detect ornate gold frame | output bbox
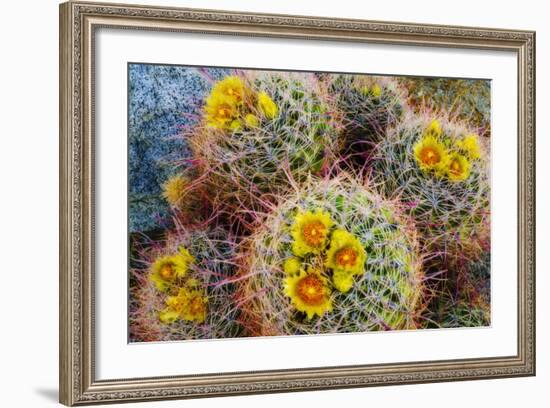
[59,1,536,405]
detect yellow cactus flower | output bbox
[371,83,382,98]
[284,269,332,319]
[159,286,207,324]
[257,91,278,119]
[457,133,482,159]
[204,93,237,130]
[423,119,443,139]
[446,153,471,182]
[290,209,333,256]
[149,248,194,292]
[210,75,246,104]
[413,135,449,174]
[283,257,301,275]
[325,229,366,278]
[244,113,260,128]
[162,175,189,207]
[332,270,355,293]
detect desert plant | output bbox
[188,72,341,232]
[424,253,491,328]
[439,300,490,328]
[237,174,425,336]
[369,113,491,271]
[129,227,241,342]
[327,74,406,169]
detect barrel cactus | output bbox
[327,74,406,169]
[129,227,241,341]
[188,72,340,230]
[237,174,425,336]
[426,253,491,328]
[369,114,491,269]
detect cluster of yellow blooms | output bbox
[413,119,482,182]
[149,247,207,324]
[282,209,367,319]
[204,76,278,131]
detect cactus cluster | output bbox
[128,66,491,341]
[238,174,425,336]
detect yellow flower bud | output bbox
[371,84,382,98]
[230,119,242,131]
[283,257,301,275]
[245,113,260,128]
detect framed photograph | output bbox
[59,1,535,405]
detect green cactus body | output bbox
[190,72,340,228]
[440,302,489,328]
[238,174,424,336]
[328,74,406,168]
[370,115,491,270]
[430,253,491,328]
[129,228,242,341]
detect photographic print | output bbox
[128,64,491,342]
